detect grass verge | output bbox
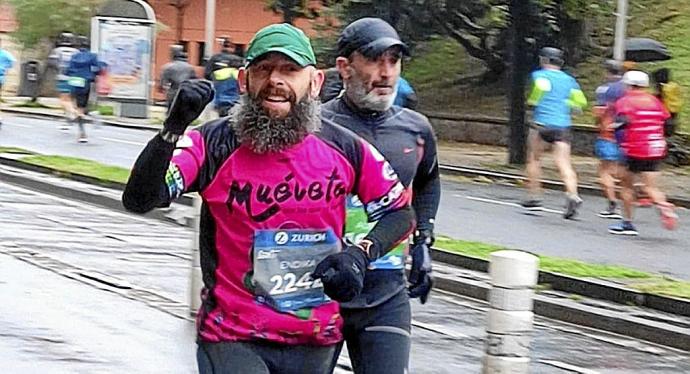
[0,146,35,155]
[1,148,688,299]
[19,155,130,184]
[435,236,690,300]
[96,105,115,116]
[11,100,61,110]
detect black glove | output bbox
[408,230,434,304]
[312,245,369,302]
[164,79,214,135]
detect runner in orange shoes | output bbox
[609,71,678,235]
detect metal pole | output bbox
[483,250,539,373]
[189,194,203,316]
[204,0,216,60]
[613,0,629,62]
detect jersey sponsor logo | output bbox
[226,168,348,222]
[366,182,405,219]
[256,249,281,260]
[274,231,289,245]
[274,231,327,245]
[290,232,327,243]
[165,164,185,199]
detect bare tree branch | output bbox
[451,9,485,34]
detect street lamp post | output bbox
[613,0,628,62]
[204,0,216,61]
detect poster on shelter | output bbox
[98,21,151,99]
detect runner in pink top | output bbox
[123,23,414,374]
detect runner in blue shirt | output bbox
[0,38,17,128]
[523,47,587,219]
[66,36,103,143]
[393,76,418,109]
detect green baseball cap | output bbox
[245,23,316,67]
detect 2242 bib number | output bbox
[269,272,323,295]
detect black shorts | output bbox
[533,124,571,144]
[72,86,91,109]
[626,158,662,173]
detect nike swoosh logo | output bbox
[403,148,415,154]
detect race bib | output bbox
[252,229,339,312]
[67,77,86,88]
[344,195,408,270]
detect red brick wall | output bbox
[0,4,18,33]
[1,1,321,99]
[149,0,319,100]
[0,5,19,93]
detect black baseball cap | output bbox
[337,18,409,58]
[539,47,564,66]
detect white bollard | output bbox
[189,194,203,316]
[483,250,539,374]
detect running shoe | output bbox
[657,202,678,230]
[636,197,654,207]
[521,199,543,211]
[60,113,75,130]
[598,202,621,219]
[78,133,88,143]
[563,195,583,219]
[609,221,638,236]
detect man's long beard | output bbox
[231,93,321,154]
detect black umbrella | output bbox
[624,37,672,62]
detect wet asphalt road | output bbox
[1,114,688,280]
[436,181,690,280]
[2,180,690,373]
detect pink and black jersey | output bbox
[123,117,413,346]
[614,90,670,160]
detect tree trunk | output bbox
[508,0,530,165]
[279,0,301,24]
[561,18,589,63]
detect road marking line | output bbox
[412,319,471,339]
[0,122,32,128]
[462,195,564,215]
[100,136,146,146]
[538,360,600,374]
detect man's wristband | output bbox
[357,239,375,260]
[159,129,182,144]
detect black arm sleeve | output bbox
[122,134,175,214]
[412,127,441,233]
[364,205,416,260]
